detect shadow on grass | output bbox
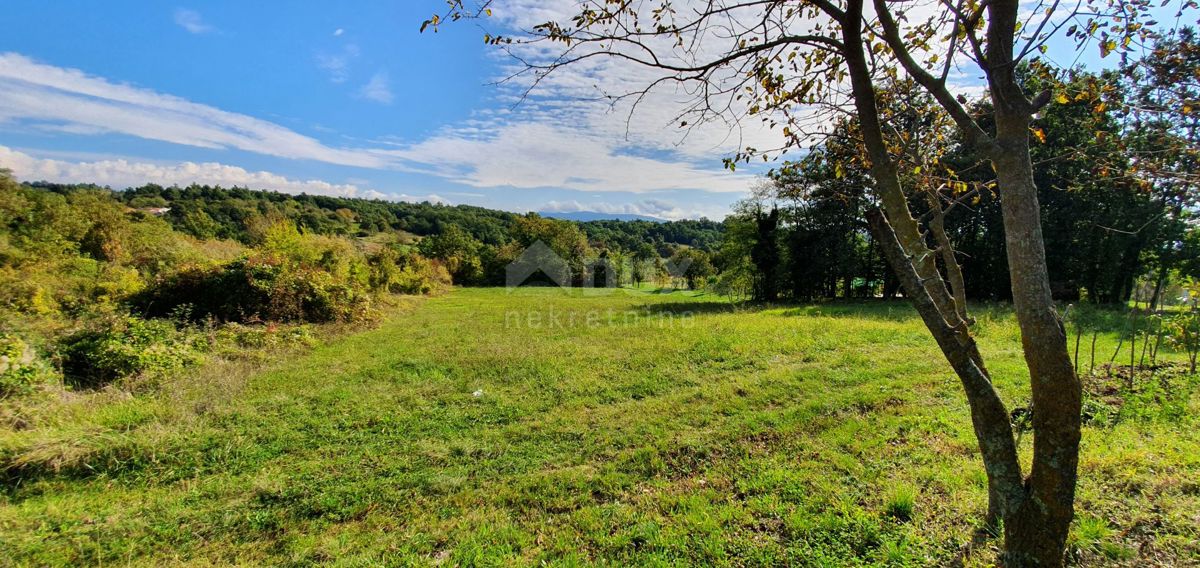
[778,300,920,321]
[636,298,929,319]
[636,301,771,316]
[638,297,1147,334]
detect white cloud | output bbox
[0,145,450,204]
[173,8,213,34]
[314,44,360,83]
[473,0,1005,165]
[0,52,385,168]
[333,28,345,37]
[481,0,791,162]
[357,71,393,104]
[541,198,719,220]
[382,122,751,194]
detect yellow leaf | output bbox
[1055,93,1069,104]
[1031,127,1047,144]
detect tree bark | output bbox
[990,106,1082,567]
[868,210,1026,527]
[839,0,1025,530]
[836,0,1083,561]
[872,0,1083,559]
[927,190,970,323]
[838,0,961,327]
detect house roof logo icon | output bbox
[506,240,571,288]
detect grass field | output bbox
[1,288,1198,566]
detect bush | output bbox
[60,316,203,389]
[136,256,377,324]
[369,248,452,295]
[0,333,52,397]
[213,322,318,350]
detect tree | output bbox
[511,213,592,285]
[749,206,781,302]
[769,123,881,300]
[630,242,658,287]
[714,213,758,301]
[1118,29,1200,308]
[425,0,1181,563]
[670,248,715,289]
[418,224,484,284]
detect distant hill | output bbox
[540,210,666,223]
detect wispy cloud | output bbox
[314,44,360,84]
[541,197,717,220]
[382,122,750,193]
[357,71,393,104]
[333,28,344,37]
[0,52,384,167]
[480,0,789,162]
[173,8,213,34]
[0,145,450,204]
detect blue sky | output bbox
[0,2,1183,220]
[0,1,757,220]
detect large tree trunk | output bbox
[868,210,1026,527]
[838,0,1084,561]
[839,0,1022,533]
[990,112,1082,567]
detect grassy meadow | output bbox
[1,287,1198,566]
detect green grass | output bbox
[2,287,1198,566]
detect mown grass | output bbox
[1,287,1197,566]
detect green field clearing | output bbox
[2,288,1198,566]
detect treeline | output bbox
[103,183,723,253]
[717,31,1200,306]
[75,183,725,289]
[106,183,518,245]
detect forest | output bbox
[717,34,1200,308]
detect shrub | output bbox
[60,316,203,389]
[369,248,452,295]
[214,323,318,350]
[393,256,452,295]
[0,272,56,315]
[0,333,53,397]
[136,256,377,324]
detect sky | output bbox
[0,2,1182,220]
[0,1,764,220]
